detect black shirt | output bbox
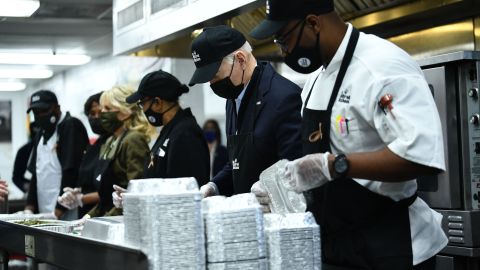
[77,135,108,216]
[143,108,210,187]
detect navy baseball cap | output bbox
[126,70,188,103]
[250,0,334,40]
[27,90,58,113]
[189,25,246,86]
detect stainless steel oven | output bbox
[418,51,480,270]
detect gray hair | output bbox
[222,41,253,64]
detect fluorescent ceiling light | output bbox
[0,82,26,91]
[0,69,53,79]
[0,53,91,66]
[0,0,40,17]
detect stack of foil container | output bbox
[264,212,321,270]
[123,178,205,270]
[203,194,267,270]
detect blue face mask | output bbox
[204,130,217,143]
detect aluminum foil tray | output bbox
[81,216,125,244]
[259,160,306,214]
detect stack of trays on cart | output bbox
[123,178,205,270]
[264,212,321,270]
[203,194,267,270]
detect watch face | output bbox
[334,158,348,174]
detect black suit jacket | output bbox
[212,62,303,195]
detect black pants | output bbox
[413,256,436,270]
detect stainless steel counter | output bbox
[0,220,148,270]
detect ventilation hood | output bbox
[113,0,480,59]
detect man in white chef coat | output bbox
[250,0,448,269]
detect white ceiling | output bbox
[0,0,113,88]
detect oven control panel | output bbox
[466,61,480,210]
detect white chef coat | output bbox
[302,23,448,265]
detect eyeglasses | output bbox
[136,98,151,110]
[273,20,305,52]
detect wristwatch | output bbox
[333,154,349,179]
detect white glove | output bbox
[57,187,83,210]
[15,209,34,215]
[112,185,126,209]
[284,152,333,193]
[70,214,91,227]
[251,181,271,213]
[200,182,219,198]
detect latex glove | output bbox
[15,209,34,215]
[57,187,83,210]
[70,214,91,227]
[0,180,8,202]
[200,182,219,198]
[112,185,126,209]
[251,181,271,213]
[284,152,333,193]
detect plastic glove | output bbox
[0,180,8,202]
[200,182,219,198]
[57,187,83,210]
[251,181,271,213]
[15,209,33,215]
[70,214,91,227]
[112,185,126,209]
[284,152,332,193]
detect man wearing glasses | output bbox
[189,25,303,198]
[249,0,447,269]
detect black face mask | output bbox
[284,21,322,74]
[210,56,245,100]
[88,116,109,136]
[144,99,177,127]
[35,111,58,134]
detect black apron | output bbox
[227,66,264,194]
[302,28,416,270]
[94,131,128,214]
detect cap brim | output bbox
[250,19,288,40]
[26,102,50,113]
[188,61,222,86]
[126,91,144,104]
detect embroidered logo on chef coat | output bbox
[335,115,350,136]
[232,159,240,170]
[192,51,201,62]
[338,87,351,104]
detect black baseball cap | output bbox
[27,90,58,113]
[126,70,188,103]
[189,25,246,86]
[250,0,334,40]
